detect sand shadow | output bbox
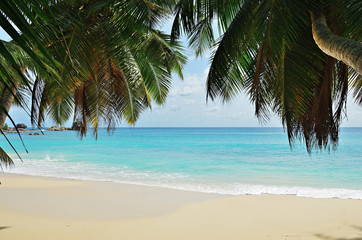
[351,226,362,232]
[315,226,362,240]
[0,226,11,231]
[316,236,362,240]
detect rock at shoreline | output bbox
[29,132,42,135]
[47,126,59,131]
[16,123,27,129]
[47,126,71,131]
[4,125,72,132]
[5,127,31,132]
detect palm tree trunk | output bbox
[311,12,362,75]
[0,82,20,129]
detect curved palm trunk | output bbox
[311,12,362,75]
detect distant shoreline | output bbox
[3,126,74,133]
[4,126,362,131]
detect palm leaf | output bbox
[0,147,14,170]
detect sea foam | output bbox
[8,155,362,200]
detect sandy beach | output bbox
[0,173,361,240]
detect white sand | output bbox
[1,173,361,239]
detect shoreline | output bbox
[4,171,362,200]
[1,173,362,239]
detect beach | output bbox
[0,0,361,239]
[1,173,362,240]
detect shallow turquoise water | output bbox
[3,128,362,199]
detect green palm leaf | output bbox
[172,0,361,152]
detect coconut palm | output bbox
[171,0,361,151]
[30,0,186,138]
[0,0,185,168]
[0,0,62,112]
[0,39,60,169]
[0,0,78,168]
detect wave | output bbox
[9,169,362,199]
[6,154,362,200]
[155,183,362,200]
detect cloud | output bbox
[206,105,220,112]
[177,85,200,96]
[170,68,209,97]
[187,55,196,61]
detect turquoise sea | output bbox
[3,127,362,199]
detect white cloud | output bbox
[170,68,209,97]
[187,55,196,61]
[177,85,200,96]
[206,105,220,112]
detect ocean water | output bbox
[2,127,362,199]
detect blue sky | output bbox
[1,22,361,128]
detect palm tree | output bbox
[0,0,79,168]
[0,0,185,168]
[29,1,186,138]
[0,39,59,169]
[171,0,361,151]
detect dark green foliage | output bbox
[172,0,361,152]
[0,0,186,166]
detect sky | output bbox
[1,20,361,128]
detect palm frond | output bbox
[0,147,14,170]
[351,74,362,105]
[171,0,360,152]
[206,0,257,101]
